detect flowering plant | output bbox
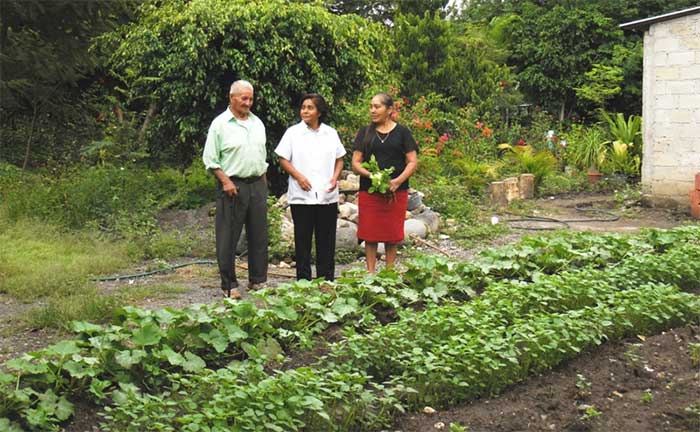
[362,155,395,195]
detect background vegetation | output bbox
[1,0,696,317]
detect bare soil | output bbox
[2,192,698,432]
[392,326,700,432]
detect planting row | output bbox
[1,226,698,430]
[98,253,700,430]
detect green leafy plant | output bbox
[688,342,700,367]
[498,143,557,187]
[580,405,602,421]
[362,155,395,195]
[641,389,653,404]
[570,126,609,173]
[575,373,592,398]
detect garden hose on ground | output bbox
[91,260,217,282]
[504,206,620,231]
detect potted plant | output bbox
[572,127,609,184]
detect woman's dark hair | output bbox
[358,93,394,155]
[299,93,329,123]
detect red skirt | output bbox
[357,190,408,243]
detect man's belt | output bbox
[230,175,262,184]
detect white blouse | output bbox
[274,121,346,205]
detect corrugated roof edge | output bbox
[620,6,700,30]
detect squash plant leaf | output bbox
[132,322,162,346]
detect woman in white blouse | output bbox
[274,94,346,281]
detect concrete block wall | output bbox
[642,12,700,208]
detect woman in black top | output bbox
[351,93,418,273]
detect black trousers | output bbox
[290,203,338,281]
[215,177,268,291]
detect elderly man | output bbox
[203,80,268,298]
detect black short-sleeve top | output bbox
[352,123,418,192]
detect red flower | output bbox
[517,139,526,146]
[438,133,449,143]
[481,127,493,138]
[476,121,484,130]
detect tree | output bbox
[99,0,390,165]
[393,12,519,112]
[0,0,135,168]
[299,0,448,22]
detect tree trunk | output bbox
[559,100,566,123]
[22,104,39,170]
[138,102,157,144]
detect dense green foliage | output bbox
[0,0,135,168]
[98,0,389,165]
[2,227,698,430]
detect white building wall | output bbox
[642,12,700,207]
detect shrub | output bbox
[99,0,390,165]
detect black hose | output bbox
[91,259,216,282]
[504,206,620,230]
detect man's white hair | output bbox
[230,80,254,95]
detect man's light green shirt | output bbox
[202,109,268,177]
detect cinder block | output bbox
[519,174,535,199]
[503,177,520,203]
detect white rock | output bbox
[404,219,428,239]
[412,210,440,234]
[338,202,358,220]
[336,222,359,251]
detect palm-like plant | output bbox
[571,127,609,173]
[601,112,642,154]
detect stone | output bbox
[281,219,295,243]
[277,193,288,208]
[407,189,424,211]
[519,173,535,199]
[337,218,352,228]
[338,202,358,220]
[345,193,357,203]
[338,179,359,192]
[413,209,440,234]
[410,203,427,215]
[404,218,428,239]
[336,221,359,251]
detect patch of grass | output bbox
[445,219,510,249]
[23,283,189,330]
[0,218,131,301]
[24,287,121,329]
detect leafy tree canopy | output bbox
[296,0,449,22]
[0,0,135,167]
[393,12,520,112]
[99,0,390,165]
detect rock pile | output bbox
[277,170,441,252]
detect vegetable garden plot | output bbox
[1,226,699,431]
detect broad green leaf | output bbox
[200,329,229,353]
[70,320,103,334]
[182,352,206,372]
[132,322,163,346]
[115,349,147,369]
[48,340,81,357]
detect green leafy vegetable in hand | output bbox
[362,155,395,195]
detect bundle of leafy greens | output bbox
[362,155,395,195]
